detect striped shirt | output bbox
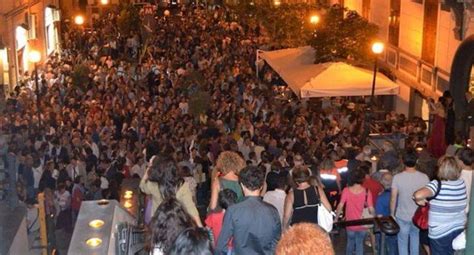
[426,179,467,239]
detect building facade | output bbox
[0,0,61,96]
[330,0,474,119]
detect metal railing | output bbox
[381,44,449,99]
[334,216,400,255]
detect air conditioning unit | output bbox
[28,14,37,40]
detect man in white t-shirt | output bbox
[391,150,429,255]
[263,176,287,223]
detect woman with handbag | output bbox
[413,156,467,255]
[335,165,375,255]
[282,165,332,230]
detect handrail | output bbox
[386,43,450,77]
[334,216,400,235]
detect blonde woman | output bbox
[209,151,246,210]
[414,156,467,255]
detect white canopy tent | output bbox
[257,46,399,98]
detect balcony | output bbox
[379,44,450,99]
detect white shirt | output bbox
[263,189,286,223]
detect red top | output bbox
[362,176,383,205]
[340,188,374,231]
[205,211,233,248]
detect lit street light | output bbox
[28,50,42,127]
[274,0,281,6]
[363,41,385,144]
[74,15,85,25]
[370,41,385,103]
[100,0,109,5]
[310,15,320,25]
[372,42,384,55]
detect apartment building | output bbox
[0,0,61,95]
[329,0,474,119]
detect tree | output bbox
[231,3,320,48]
[117,4,141,36]
[72,64,90,91]
[183,71,211,118]
[308,5,379,64]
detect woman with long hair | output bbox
[149,198,196,255]
[335,165,375,255]
[169,227,213,255]
[140,155,202,226]
[282,165,332,230]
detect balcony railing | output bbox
[380,44,450,98]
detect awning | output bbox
[258,46,399,98]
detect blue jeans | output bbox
[430,229,463,255]
[376,232,398,255]
[396,217,419,255]
[346,230,367,255]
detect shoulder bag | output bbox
[412,179,441,230]
[314,186,335,232]
[361,188,372,228]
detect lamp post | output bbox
[370,42,384,106]
[363,42,384,144]
[99,0,109,5]
[28,50,41,127]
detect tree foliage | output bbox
[72,64,90,91]
[232,2,320,48]
[231,3,379,64]
[184,71,211,118]
[308,5,379,64]
[117,4,141,35]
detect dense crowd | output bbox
[1,5,472,255]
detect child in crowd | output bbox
[205,189,237,253]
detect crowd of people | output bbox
[1,4,472,255]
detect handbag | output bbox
[315,187,335,232]
[413,179,441,230]
[361,189,372,229]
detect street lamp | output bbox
[310,15,320,25]
[370,41,384,105]
[28,50,41,127]
[74,15,85,25]
[274,0,281,6]
[363,41,385,144]
[100,0,109,5]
